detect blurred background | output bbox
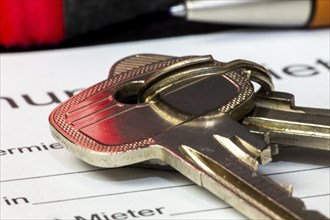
[0,0,239,52]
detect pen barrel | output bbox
[184,0,313,27]
[309,0,330,27]
[178,0,330,28]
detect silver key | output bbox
[49,54,328,219]
[243,91,330,152]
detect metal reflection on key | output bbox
[49,54,329,220]
[243,91,330,152]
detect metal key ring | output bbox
[138,56,274,103]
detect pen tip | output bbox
[169,4,186,17]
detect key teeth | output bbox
[212,134,258,170]
[260,147,272,165]
[279,182,293,196]
[180,142,328,220]
[270,143,280,155]
[235,135,272,165]
[212,134,272,169]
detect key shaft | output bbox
[154,115,328,220]
[243,91,330,151]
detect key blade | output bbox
[156,118,328,220]
[243,91,330,151]
[153,111,328,219]
[179,144,328,220]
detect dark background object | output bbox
[0,0,235,53]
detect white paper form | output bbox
[1,29,329,220]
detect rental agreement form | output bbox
[1,29,329,220]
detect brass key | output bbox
[49,54,328,219]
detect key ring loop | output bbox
[138,56,274,103]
